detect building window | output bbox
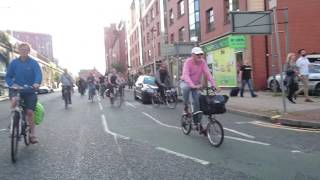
[170,33,175,43]
[178,27,185,42]
[157,22,160,36]
[206,8,215,32]
[188,0,201,42]
[158,42,161,56]
[178,0,185,17]
[169,9,174,25]
[156,2,159,15]
[224,0,239,24]
[151,8,155,20]
[147,32,150,44]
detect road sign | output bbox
[230,11,272,35]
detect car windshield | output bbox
[143,76,155,85]
[310,65,320,73]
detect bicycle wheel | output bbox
[11,112,20,163]
[23,117,30,146]
[151,94,160,108]
[207,119,224,147]
[181,114,192,135]
[64,93,68,109]
[114,92,121,107]
[166,95,177,109]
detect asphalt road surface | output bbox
[0,90,319,180]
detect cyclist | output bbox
[87,72,96,100]
[59,68,74,104]
[98,75,107,98]
[180,47,220,134]
[77,77,87,96]
[5,43,42,144]
[155,63,172,101]
[107,68,119,97]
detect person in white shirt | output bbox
[295,49,313,102]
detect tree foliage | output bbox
[111,62,125,73]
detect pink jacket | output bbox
[181,57,216,87]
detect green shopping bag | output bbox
[34,102,44,125]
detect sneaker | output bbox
[252,94,258,98]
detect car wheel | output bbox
[270,80,280,92]
[133,91,138,100]
[141,93,149,104]
[314,84,320,96]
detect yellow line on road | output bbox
[249,121,320,133]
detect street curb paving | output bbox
[227,107,320,129]
[0,96,9,102]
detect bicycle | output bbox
[62,85,72,109]
[109,85,124,107]
[4,85,32,163]
[181,87,227,147]
[150,86,178,109]
[88,85,96,102]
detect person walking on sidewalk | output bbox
[284,53,299,103]
[295,49,313,102]
[239,60,257,98]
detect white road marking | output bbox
[125,102,137,109]
[0,129,7,132]
[98,103,103,111]
[235,121,249,125]
[101,114,130,140]
[224,128,255,139]
[142,112,180,130]
[156,147,210,165]
[97,97,101,101]
[249,121,320,133]
[225,136,270,146]
[291,150,302,153]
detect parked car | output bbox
[133,75,157,104]
[267,63,320,95]
[37,86,54,94]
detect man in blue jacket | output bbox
[5,43,42,144]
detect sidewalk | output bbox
[224,90,320,128]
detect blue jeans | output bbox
[240,79,256,97]
[180,81,202,123]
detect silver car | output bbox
[267,63,320,95]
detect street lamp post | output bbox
[151,27,157,75]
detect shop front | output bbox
[201,35,247,87]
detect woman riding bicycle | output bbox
[180,47,220,134]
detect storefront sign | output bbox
[228,35,246,49]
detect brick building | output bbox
[126,0,320,90]
[12,31,54,61]
[104,22,128,74]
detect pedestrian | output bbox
[5,42,42,144]
[295,49,313,102]
[284,53,299,103]
[239,60,257,97]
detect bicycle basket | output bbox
[34,102,44,125]
[199,95,228,115]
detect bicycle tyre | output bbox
[181,114,192,135]
[11,112,19,163]
[207,119,224,147]
[166,95,177,109]
[113,92,121,107]
[64,93,68,109]
[151,94,160,108]
[23,116,30,146]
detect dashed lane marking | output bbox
[291,150,302,153]
[225,136,270,146]
[156,147,210,165]
[125,102,137,109]
[224,128,255,139]
[249,121,320,133]
[142,112,180,130]
[141,112,271,146]
[0,129,6,132]
[98,102,103,111]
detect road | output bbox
[0,90,319,180]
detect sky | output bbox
[0,0,131,75]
